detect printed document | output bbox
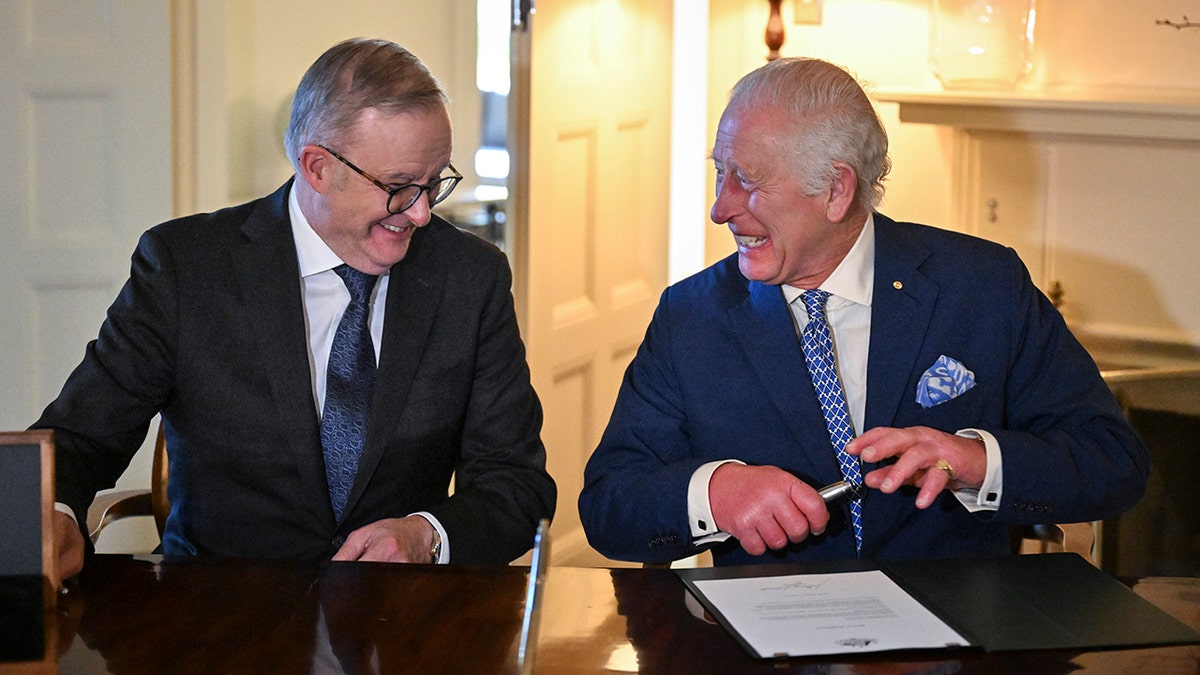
[691,570,969,658]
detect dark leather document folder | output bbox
[885,552,1200,652]
[678,552,1200,658]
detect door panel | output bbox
[0,0,172,550]
[512,0,673,566]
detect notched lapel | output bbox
[344,228,445,514]
[232,184,329,521]
[865,220,938,429]
[730,282,843,481]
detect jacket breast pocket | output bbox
[907,382,992,432]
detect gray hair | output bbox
[284,38,448,172]
[726,57,890,211]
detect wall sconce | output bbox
[764,1,823,61]
[765,0,785,61]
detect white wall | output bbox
[1028,0,1200,90]
[191,0,480,211]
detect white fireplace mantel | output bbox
[874,85,1200,359]
[874,87,1200,142]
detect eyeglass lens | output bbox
[388,178,458,214]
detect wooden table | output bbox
[16,555,1200,673]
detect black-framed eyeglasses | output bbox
[319,145,462,215]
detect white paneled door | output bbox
[0,2,172,498]
[510,0,673,566]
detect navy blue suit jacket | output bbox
[38,182,555,564]
[579,214,1148,565]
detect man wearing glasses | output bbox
[38,38,556,581]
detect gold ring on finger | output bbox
[934,459,955,480]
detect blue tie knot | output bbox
[802,289,830,322]
[332,264,378,306]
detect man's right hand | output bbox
[708,464,830,556]
[52,510,85,588]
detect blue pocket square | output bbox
[916,355,975,409]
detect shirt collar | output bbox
[782,212,876,308]
[289,183,345,278]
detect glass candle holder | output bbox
[930,0,1036,89]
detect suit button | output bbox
[331,535,346,549]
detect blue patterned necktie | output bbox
[800,290,864,555]
[322,264,379,521]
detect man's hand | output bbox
[332,515,437,563]
[709,464,830,556]
[846,426,987,509]
[52,510,85,588]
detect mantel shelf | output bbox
[874,87,1200,142]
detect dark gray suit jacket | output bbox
[38,181,556,564]
[579,214,1148,565]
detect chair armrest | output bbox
[1015,522,1097,564]
[87,490,153,543]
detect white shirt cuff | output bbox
[411,511,449,564]
[55,502,78,524]
[687,460,742,544]
[951,428,1002,512]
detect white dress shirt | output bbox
[688,214,1003,544]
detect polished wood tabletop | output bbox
[11,554,1199,674]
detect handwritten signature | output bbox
[759,579,829,592]
[837,637,877,648]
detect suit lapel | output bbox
[343,221,446,517]
[231,182,330,521]
[729,281,843,481]
[865,216,938,429]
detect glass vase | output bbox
[930,0,1036,90]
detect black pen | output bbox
[818,480,858,502]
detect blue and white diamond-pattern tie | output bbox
[800,290,864,555]
[322,264,378,521]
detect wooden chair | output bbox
[87,423,170,544]
[1011,522,1096,561]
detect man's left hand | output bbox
[332,515,436,563]
[846,426,986,509]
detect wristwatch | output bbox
[429,528,442,564]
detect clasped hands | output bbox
[708,426,985,556]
